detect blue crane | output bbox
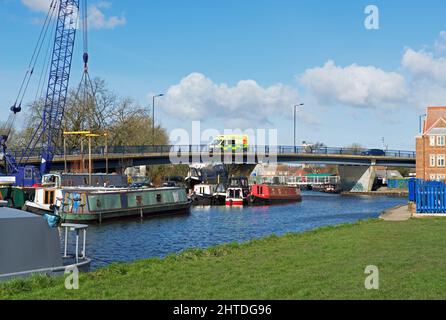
[1,0,80,187]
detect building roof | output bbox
[424,107,446,134]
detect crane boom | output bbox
[15,0,80,185]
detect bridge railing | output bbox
[7,145,416,160]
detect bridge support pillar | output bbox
[338,164,376,192]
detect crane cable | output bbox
[72,0,103,131]
[3,0,58,141]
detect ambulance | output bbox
[208,135,249,153]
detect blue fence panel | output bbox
[414,180,446,214]
[408,178,417,202]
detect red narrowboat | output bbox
[249,184,302,205]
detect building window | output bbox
[438,155,446,167]
[438,136,446,146]
[430,155,436,167]
[430,136,436,146]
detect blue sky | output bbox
[2,0,446,150]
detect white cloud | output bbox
[299,60,408,108]
[402,48,446,83]
[434,31,446,55]
[88,2,126,30]
[21,0,126,30]
[21,0,51,12]
[158,73,301,127]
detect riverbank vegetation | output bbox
[2,218,446,300]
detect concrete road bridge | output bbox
[5,145,415,193]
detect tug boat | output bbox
[248,184,302,205]
[190,184,217,205]
[212,183,227,206]
[225,177,250,206]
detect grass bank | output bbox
[2,218,446,300]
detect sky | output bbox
[1,0,446,150]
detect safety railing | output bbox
[7,145,416,160]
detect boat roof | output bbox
[0,207,40,220]
[59,186,183,194]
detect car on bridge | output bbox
[361,149,386,157]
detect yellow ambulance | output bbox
[209,135,249,152]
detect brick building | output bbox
[416,106,446,181]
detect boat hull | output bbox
[190,194,214,206]
[248,194,302,206]
[249,184,302,206]
[61,202,191,223]
[225,199,246,206]
[25,186,191,224]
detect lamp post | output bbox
[294,103,304,152]
[152,94,165,147]
[104,132,109,175]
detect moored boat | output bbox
[24,174,191,223]
[225,177,250,206]
[212,183,227,205]
[57,187,191,223]
[0,206,91,281]
[190,184,217,205]
[248,184,302,205]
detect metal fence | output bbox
[411,179,446,213]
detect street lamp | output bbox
[294,103,304,152]
[152,94,165,147]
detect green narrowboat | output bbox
[57,187,191,223]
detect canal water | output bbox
[82,192,406,269]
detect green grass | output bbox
[2,218,446,300]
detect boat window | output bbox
[235,189,240,198]
[156,193,162,202]
[24,168,33,180]
[44,190,55,205]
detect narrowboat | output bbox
[225,177,250,206]
[24,174,191,223]
[249,184,302,205]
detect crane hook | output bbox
[10,103,22,114]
